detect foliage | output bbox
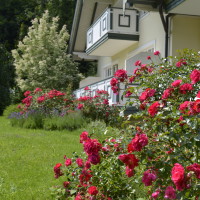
[12,11,80,91]
[51,131,147,200]
[8,87,120,130]
[0,44,14,115]
[0,0,76,50]
[75,87,121,126]
[3,104,21,118]
[52,50,200,199]
[43,111,87,131]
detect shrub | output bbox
[9,88,120,130]
[51,50,200,199]
[43,111,87,131]
[3,104,21,118]
[12,11,80,91]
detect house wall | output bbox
[170,15,200,56]
[97,11,166,81]
[138,12,165,56]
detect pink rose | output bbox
[34,88,42,93]
[171,163,187,191]
[118,154,139,169]
[171,80,182,87]
[135,60,141,66]
[24,90,31,97]
[77,103,84,109]
[162,88,173,99]
[147,56,151,60]
[152,190,160,199]
[142,170,157,186]
[164,186,176,199]
[179,83,193,94]
[83,138,102,155]
[125,166,134,177]
[114,69,127,82]
[128,133,148,152]
[187,163,200,179]
[65,158,72,166]
[84,86,90,90]
[80,131,89,143]
[88,153,101,165]
[190,69,200,84]
[76,158,84,167]
[154,51,160,55]
[110,78,118,87]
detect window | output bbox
[104,64,118,78]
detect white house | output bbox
[69,0,200,104]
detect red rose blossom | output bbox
[110,78,118,87]
[152,190,160,199]
[128,133,148,152]
[135,60,141,66]
[76,158,84,167]
[142,170,157,186]
[139,88,156,102]
[179,83,193,94]
[161,88,173,100]
[80,131,89,143]
[147,56,151,60]
[171,163,187,191]
[118,154,139,169]
[88,186,98,195]
[63,181,70,188]
[164,186,176,199]
[190,69,200,84]
[114,69,127,82]
[171,80,182,87]
[196,91,200,98]
[24,90,31,97]
[84,86,90,90]
[34,87,42,93]
[54,163,63,178]
[154,51,160,55]
[83,138,102,155]
[88,153,101,165]
[148,101,160,116]
[65,158,72,166]
[77,103,84,109]
[125,166,134,177]
[37,95,45,103]
[187,163,200,179]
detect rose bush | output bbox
[52,50,199,199]
[8,88,120,129]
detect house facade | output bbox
[69,0,200,104]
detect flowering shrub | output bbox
[8,88,120,129]
[75,88,120,126]
[110,49,200,199]
[51,131,147,199]
[52,50,199,199]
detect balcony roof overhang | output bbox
[123,0,200,15]
[166,0,200,15]
[86,33,139,56]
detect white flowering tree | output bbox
[12,11,80,91]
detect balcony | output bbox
[86,7,139,56]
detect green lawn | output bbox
[0,116,82,200]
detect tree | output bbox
[0,45,13,115]
[12,11,80,92]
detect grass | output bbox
[0,116,83,200]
